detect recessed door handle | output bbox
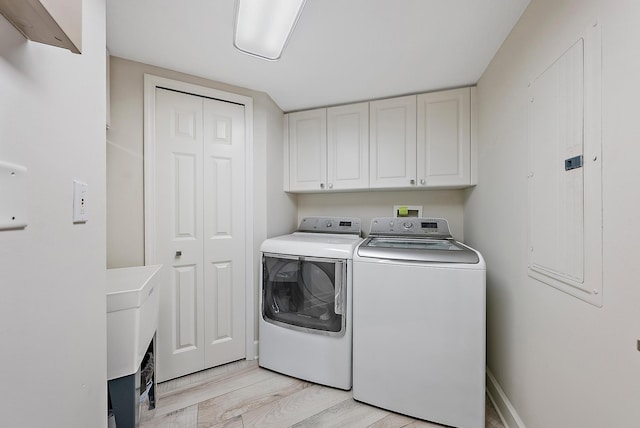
[175,251,182,257]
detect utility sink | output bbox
[106,264,163,381]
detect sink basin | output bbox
[106,264,163,380]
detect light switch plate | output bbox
[73,180,88,223]
[0,161,28,230]
[0,162,28,230]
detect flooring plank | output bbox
[140,403,198,428]
[366,412,423,428]
[201,415,244,428]
[292,398,390,428]
[403,421,446,428]
[485,393,505,428]
[198,373,311,427]
[142,361,505,428]
[241,383,352,428]
[157,360,258,398]
[154,364,280,418]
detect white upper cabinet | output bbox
[285,87,476,192]
[417,87,472,187]
[288,108,327,192]
[369,95,417,189]
[327,103,369,190]
[287,103,369,192]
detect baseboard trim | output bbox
[486,368,527,428]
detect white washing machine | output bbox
[353,217,486,428]
[259,216,362,390]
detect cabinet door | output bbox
[289,109,327,191]
[327,103,369,190]
[417,88,471,187]
[369,96,417,188]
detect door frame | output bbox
[143,74,255,360]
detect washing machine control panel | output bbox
[369,217,452,238]
[297,216,362,235]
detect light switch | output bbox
[0,161,28,230]
[73,180,88,223]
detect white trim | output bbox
[143,74,256,361]
[282,114,290,191]
[486,368,527,428]
[470,86,478,185]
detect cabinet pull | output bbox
[420,179,426,185]
[175,251,182,257]
[328,183,333,189]
[320,183,325,189]
[410,179,415,185]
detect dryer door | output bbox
[262,253,347,336]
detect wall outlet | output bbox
[73,180,88,223]
[393,205,422,217]
[393,205,422,218]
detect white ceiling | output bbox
[106,0,530,112]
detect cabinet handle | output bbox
[328,183,333,189]
[175,251,182,257]
[320,183,325,189]
[420,179,426,185]
[410,179,415,185]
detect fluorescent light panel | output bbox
[234,0,306,60]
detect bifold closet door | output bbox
[154,88,246,381]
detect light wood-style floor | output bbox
[141,360,505,428]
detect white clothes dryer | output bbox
[259,217,362,390]
[353,217,486,428]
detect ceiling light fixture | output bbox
[233,0,307,61]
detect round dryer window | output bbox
[262,255,346,334]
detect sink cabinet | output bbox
[106,264,163,428]
[106,264,163,380]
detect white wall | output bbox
[266,110,298,239]
[465,0,640,426]
[298,190,465,239]
[106,57,295,347]
[252,89,298,341]
[0,1,107,426]
[106,56,295,269]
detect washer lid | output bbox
[261,232,362,259]
[357,237,480,264]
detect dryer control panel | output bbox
[369,217,452,238]
[297,216,362,235]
